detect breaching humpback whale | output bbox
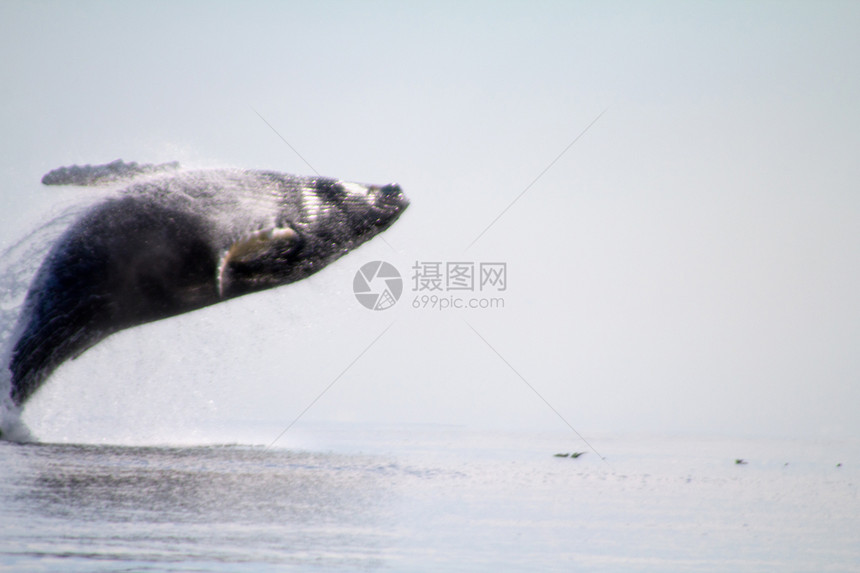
[4,160,409,410]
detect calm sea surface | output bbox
[1,425,858,572]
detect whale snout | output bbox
[376,183,409,208]
[379,183,402,197]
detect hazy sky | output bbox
[1,1,859,444]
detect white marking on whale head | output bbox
[301,185,323,222]
[339,181,374,204]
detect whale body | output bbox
[6,161,409,407]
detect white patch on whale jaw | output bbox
[339,181,375,204]
[216,227,297,298]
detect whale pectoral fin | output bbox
[217,227,298,298]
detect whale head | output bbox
[216,175,409,298]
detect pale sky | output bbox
[1,1,859,444]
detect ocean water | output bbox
[1,424,858,572]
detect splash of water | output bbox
[0,196,108,441]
